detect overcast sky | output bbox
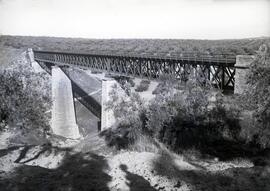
[0,0,269,39]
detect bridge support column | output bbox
[101,79,117,131]
[51,66,80,139]
[234,55,255,94]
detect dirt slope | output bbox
[1,130,270,191]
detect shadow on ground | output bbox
[0,146,21,158]
[0,145,112,191]
[152,152,270,191]
[159,106,270,166]
[120,164,156,191]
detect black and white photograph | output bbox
[0,0,270,190]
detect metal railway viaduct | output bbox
[29,49,253,139]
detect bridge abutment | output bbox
[234,55,255,95]
[51,66,81,139]
[26,48,44,72]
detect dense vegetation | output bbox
[242,44,270,148]
[106,43,270,161]
[1,35,270,57]
[0,57,51,137]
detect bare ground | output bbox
[1,129,270,191]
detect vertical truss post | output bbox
[221,66,225,90]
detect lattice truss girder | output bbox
[34,52,236,90]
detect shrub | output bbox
[112,76,135,95]
[107,73,243,157]
[0,60,51,135]
[152,74,184,95]
[106,83,146,142]
[135,79,150,92]
[152,83,164,94]
[128,78,135,87]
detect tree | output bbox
[106,82,146,141]
[244,43,270,148]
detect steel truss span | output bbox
[33,50,236,91]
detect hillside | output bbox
[1,35,270,57]
[0,47,24,68]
